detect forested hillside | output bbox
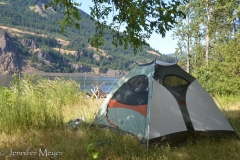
[173,0,240,95]
[0,0,174,74]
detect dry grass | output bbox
[0,77,239,159]
[214,96,240,136]
[87,45,112,59]
[52,48,78,56]
[0,128,239,160]
[62,98,104,123]
[0,25,69,46]
[29,4,47,17]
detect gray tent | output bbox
[93,60,235,145]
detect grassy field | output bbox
[0,75,239,160]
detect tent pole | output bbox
[106,62,137,93]
[147,124,149,149]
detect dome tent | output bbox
[93,60,235,146]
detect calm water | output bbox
[0,75,118,93]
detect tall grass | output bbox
[213,95,240,136]
[0,74,82,134]
[0,76,239,159]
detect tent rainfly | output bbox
[93,60,236,145]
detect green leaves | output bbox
[173,0,240,95]
[45,0,82,33]
[194,31,240,95]
[88,0,187,54]
[86,143,101,160]
[46,0,187,54]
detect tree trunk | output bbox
[205,0,210,65]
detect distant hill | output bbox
[0,0,175,75]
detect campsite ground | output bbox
[0,77,239,160]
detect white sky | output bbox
[76,0,178,54]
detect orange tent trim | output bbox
[178,101,186,105]
[108,99,147,117]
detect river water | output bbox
[0,75,118,93]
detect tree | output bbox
[45,0,188,54]
[176,0,240,95]
[174,0,240,67]
[173,1,193,73]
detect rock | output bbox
[33,49,53,63]
[71,64,92,72]
[105,70,125,78]
[21,39,37,51]
[0,52,19,71]
[0,29,18,53]
[0,29,20,72]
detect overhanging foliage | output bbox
[46,0,187,54]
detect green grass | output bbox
[0,75,239,160]
[0,74,82,134]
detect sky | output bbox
[76,0,178,54]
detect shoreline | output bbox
[0,72,105,78]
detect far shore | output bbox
[0,71,107,78]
